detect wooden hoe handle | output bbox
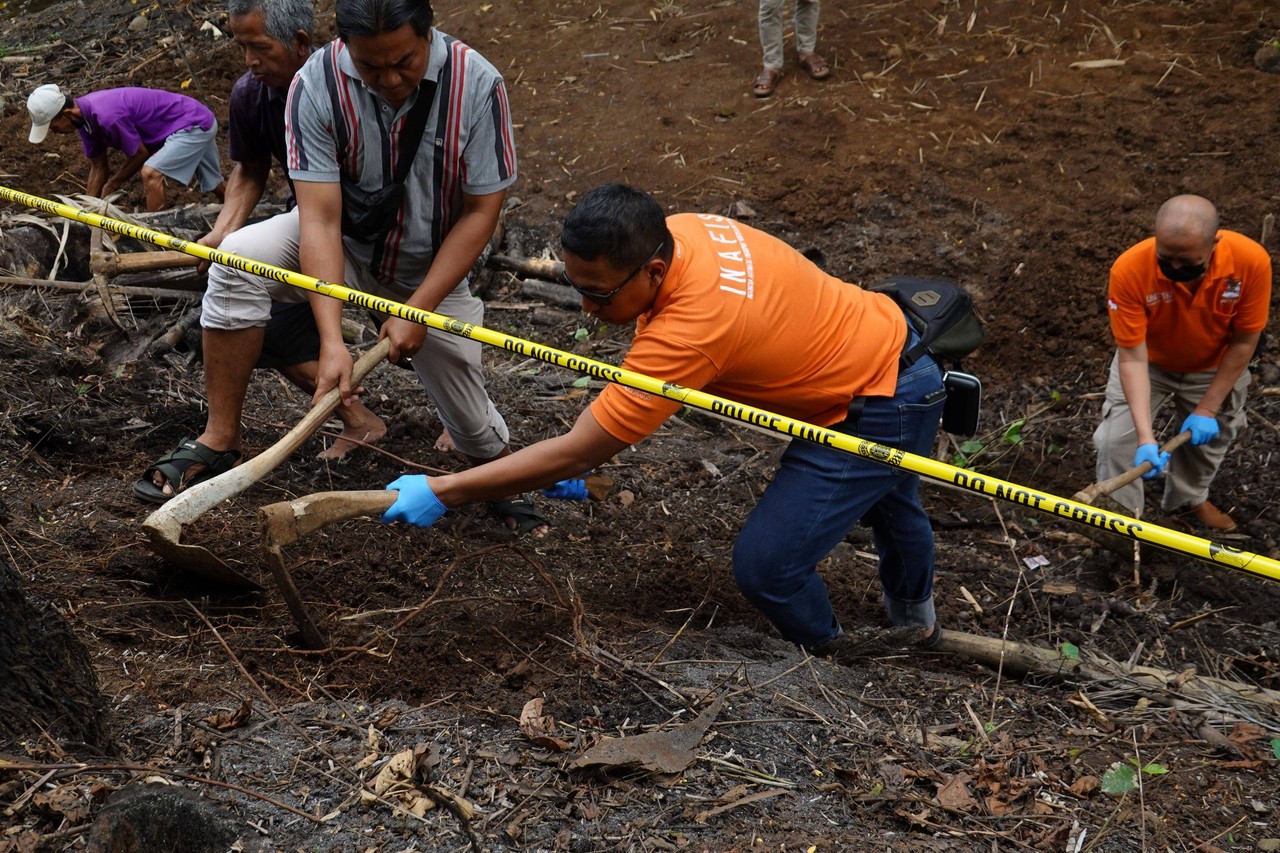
[1071,431,1193,506]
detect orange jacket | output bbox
[590,214,906,445]
[1107,230,1271,373]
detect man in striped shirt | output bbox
[135,0,544,533]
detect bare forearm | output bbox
[86,159,108,198]
[1117,347,1155,444]
[107,146,151,189]
[1196,339,1257,416]
[295,181,348,343]
[431,410,626,507]
[409,190,503,311]
[300,236,347,342]
[206,159,270,245]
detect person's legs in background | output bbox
[794,0,830,79]
[754,0,786,97]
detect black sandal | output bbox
[487,494,550,535]
[133,438,241,505]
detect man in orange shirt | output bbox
[1093,194,1271,532]
[381,184,947,653]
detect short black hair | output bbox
[336,0,433,39]
[561,184,673,270]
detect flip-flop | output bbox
[133,438,241,505]
[487,494,550,535]
[798,52,831,80]
[752,67,783,98]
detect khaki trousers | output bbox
[759,0,820,68]
[202,208,510,460]
[1091,352,1250,514]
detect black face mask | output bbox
[1157,256,1207,283]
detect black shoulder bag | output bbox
[340,79,437,244]
[867,275,987,437]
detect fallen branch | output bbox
[937,629,1280,731]
[0,274,199,300]
[520,279,581,309]
[487,253,562,281]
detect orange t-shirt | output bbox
[1107,230,1272,373]
[590,213,907,445]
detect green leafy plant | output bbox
[948,393,1061,469]
[952,439,986,468]
[1002,418,1026,446]
[1271,738,1280,760]
[1101,757,1168,794]
[572,376,591,389]
[1060,641,1080,660]
[573,327,591,341]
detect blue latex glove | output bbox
[1180,413,1219,447]
[1134,443,1171,479]
[382,475,448,527]
[542,478,589,501]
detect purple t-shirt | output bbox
[227,72,287,168]
[75,88,215,160]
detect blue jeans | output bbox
[731,350,944,647]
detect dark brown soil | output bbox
[2,1,1280,851]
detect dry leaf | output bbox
[572,695,723,773]
[32,786,89,823]
[935,773,978,811]
[372,748,419,795]
[519,697,571,752]
[373,707,401,730]
[1070,775,1100,797]
[201,698,252,731]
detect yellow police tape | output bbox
[4,185,1276,583]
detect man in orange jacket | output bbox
[1093,194,1271,532]
[382,183,948,654]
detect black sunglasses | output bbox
[560,242,664,305]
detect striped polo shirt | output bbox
[285,29,517,288]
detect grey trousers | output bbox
[202,208,511,460]
[1091,352,1250,514]
[759,0,820,68]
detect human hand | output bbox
[1180,413,1219,446]
[542,478,589,501]
[380,316,428,367]
[1134,443,1170,479]
[195,231,224,274]
[382,475,448,527]
[313,343,356,408]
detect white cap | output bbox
[27,84,66,144]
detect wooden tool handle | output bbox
[261,490,396,548]
[1071,431,1193,506]
[93,250,201,276]
[582,474,614,502]
[146,338,392,531]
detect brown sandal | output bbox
[798,52,831,80]
[752,66,783,98]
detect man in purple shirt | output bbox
[27,85,225,211]
[197,0,384,460]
